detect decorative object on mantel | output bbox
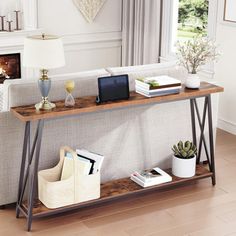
[23,34,65,110]
[72,0,107,23]
[6,20,13,32]
[14,10,21,30]
[172,141,197,178]
[65,80,75,107]
[0,1,22,32]
[0,16,6,31]
[176,37,219,89]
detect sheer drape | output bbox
[122,0,162,66]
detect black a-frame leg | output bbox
[190,95,216,185]
[16,120,44,231]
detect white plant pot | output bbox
[185,74,200,89]
[172,155,196,178]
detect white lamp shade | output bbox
[23,35,65,69]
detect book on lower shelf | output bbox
[130,167,172,188]
[76,149,104,174]
[135,75,182,97]
[61,148,104,181]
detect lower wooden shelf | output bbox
[22,165,212,218]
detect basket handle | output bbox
[60,146,78,161]
[60,146,79,174]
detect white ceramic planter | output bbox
[185,74,200,89]
[172,155,196,178]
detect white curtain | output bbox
[122,0,162,66]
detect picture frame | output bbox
[224,0,236,23]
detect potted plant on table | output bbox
[172,141,197,178]
[176,37,218,89]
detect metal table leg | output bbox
[27,120,44,231]
[190,99,197,147]
[190,95,216,186]
[16,121,30,218]
[15,120,44,231]
[194,98,210,165]
[207,95,216,185]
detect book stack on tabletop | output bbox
[135,75,182,97]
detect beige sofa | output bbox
[0,62,218,206]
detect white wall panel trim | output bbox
[62,31,122,46]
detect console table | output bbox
[11,82,224,231]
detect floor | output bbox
[1,129,236,236]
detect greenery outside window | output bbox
[178,0,209,40]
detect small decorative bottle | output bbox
[65,80,75,107]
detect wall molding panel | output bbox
[63,31,122,47]
[37,0,123,74]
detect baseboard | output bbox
[218,118,236,135]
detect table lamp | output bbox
[23,34,65,110]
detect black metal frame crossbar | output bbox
[15,95,216,231]
[190,95,216,185]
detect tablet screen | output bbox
[98,75,130,102]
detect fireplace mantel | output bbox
[0,29,42,79]
[0,0,42,79]
[0,29,42,50]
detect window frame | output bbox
[160,0,219,78]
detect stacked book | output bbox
[130,167,172,188]
[135,75,182,97]
[61,148,104,180]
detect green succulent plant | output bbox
[172,141,197,159]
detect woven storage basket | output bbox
[38,146,100,209]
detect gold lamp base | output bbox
[35,69,56,111]
[35,97,56,111]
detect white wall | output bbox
[37,0,122,74]
[215,0,236,135]
[0,0,17,15]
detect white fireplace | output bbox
[0,0,41,111]
[0,0,41,80]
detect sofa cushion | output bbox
[3,69,110,110]
[106,62,187,91]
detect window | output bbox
[161,0,218,67]
[177,0,209,40]
[172,0,209,51]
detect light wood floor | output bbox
[1,129,236,236]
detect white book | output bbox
[130,167,172,187]
[136,88,180,98]
[61,152,92,180]
[76,149,104,173]
[135,85,181,94]
[135,76,181,91]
